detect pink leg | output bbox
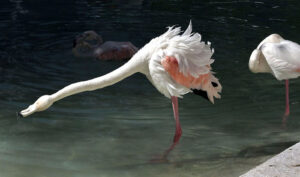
[284,80,290,117]
[150,96,182,163]
[171,96,182,143]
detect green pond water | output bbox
[1,0,300,176]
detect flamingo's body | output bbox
[19,22,221,154]
[249,34,300,116]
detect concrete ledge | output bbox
[240,142,300,177]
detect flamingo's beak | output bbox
[16,112,24,119]
[19,104,37,117]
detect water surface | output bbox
[1,0,300,176]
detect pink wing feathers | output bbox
[161,56,221,103]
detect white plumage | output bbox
[260,40,300,80]
[249,34,300,80]
[249,34,300,116]
[147,22,216,98]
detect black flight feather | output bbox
[192,82,218,101]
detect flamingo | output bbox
[19,22,222,155]
[249,34,300,117]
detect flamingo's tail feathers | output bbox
[193,73,222,104]
[206,74,222,103]
[192,76,221,103]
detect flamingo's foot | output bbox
[149,155,169,163]
[282,110,290,129]
[149,130,182,163]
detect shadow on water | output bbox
[1,0,300,177]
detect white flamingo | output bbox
[249,34,300,116]
[19,22,222,149]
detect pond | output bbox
[1,0,300,176]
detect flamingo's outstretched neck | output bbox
[19,55,143,117]
[52,57,142,102]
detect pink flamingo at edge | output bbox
[19,21,222,158]
[249,34,300,117]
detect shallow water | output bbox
[1,0,300,176]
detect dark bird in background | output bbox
[72,31,138,61]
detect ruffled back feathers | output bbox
[148,21,222,102]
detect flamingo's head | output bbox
[72,30,103,58]
[249,48,273,73]
[249,34,283,74]
[19,95,53,118]
[249,49,264,73]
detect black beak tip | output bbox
[16,112,24,119]
[73,39,77,48]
